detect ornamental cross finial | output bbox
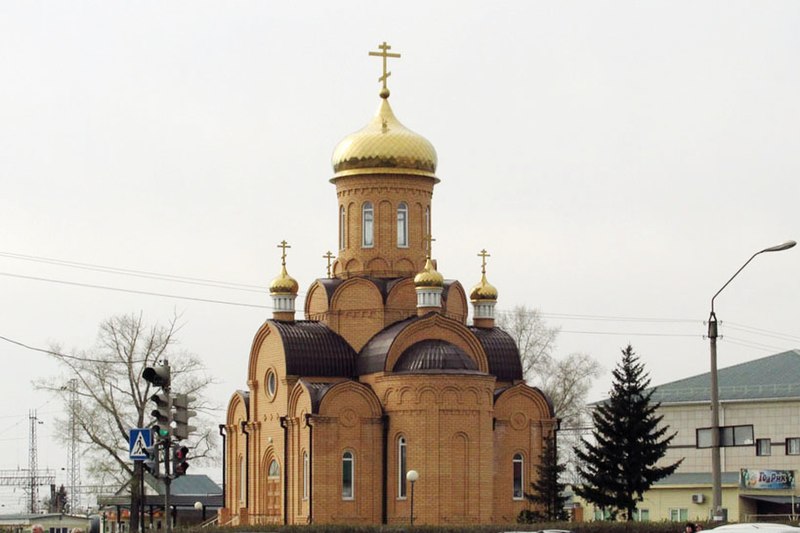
[277,240,291,267]
[323,251,334,278]
[423,233,436,259]
[478,249,491,275]
[368,41,401,98]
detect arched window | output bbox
[362,202,374,248]
[512,453,524,499]
[342,451,354,500]
[398,436,407,499]
[303,451,309,500]
[239,456,246,504]
[339,206,346,250]
[397,202,408,247]
[425,206,430,250]
[266,459,281,517]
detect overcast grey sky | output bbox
[1,1,798,511]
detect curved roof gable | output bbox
[270,320,357,377]
[297,379,336,413]
[468,326,523,381]
[357,317,414,375]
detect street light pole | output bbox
[406,469,419,526]
[708,240,796,521]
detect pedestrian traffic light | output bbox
[172,445,190,477]
[171,393,197,441]
[143,362,171,388]
[142,442,160,477]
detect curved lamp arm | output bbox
[710,240,796,316]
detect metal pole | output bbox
[708,312,722,521]
[707,240,796,522]
[409,480,415,526]
[165,437,171,533]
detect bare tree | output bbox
[497,306,560,379]
[497,306,602,484]
[540,352,602,427]
[36,313,216,530]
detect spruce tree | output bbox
[523,435,570,522]
[574,345,682,520]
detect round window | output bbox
[267,370,277,398]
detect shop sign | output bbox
[740,468,796,490]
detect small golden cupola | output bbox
[414,242,445,316]
[470,249,498,328]
[269,240,299,321]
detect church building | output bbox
[221,43,557,526]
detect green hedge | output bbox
[183,520,729,533]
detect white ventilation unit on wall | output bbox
[692,493,705,504]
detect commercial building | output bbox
[580,349,800,523]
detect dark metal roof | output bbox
[298,380,336,413]
[356,316,417,375]
[316,277,344,300]
[145,474,222,496]
[468,326,523,381]
[649,350,800,404]
[270,320,357,377]
[395,340,478,372]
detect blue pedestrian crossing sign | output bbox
[129,428,152,461]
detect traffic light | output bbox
[172,445,190,477]
[144,362,172,439]
[142,441,160,477]
[143,362,171,388]
[171,393,197,441]
[150,391,172,439]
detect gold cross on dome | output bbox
[322,251,334,278]
[478,249,491,274]
[277,240,291,266]
[423,234,436,258]
[368,41,401,95]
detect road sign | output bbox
[129,428,153,460]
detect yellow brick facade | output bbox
[220,66,557,527]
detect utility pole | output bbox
[28,411,44,513]
[65,378,81,512]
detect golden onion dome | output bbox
[470,273,498,301]
[331,96,438,181]
[414,258,444,288]
[269,265,299,295]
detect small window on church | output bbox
[397,202,408,248]
[362,202,374,248]
[425,206,430,249]
[342,451,354,500]
[339,206,346,250]
[239,456,246,504]
[268,459,280,478]
[266,370,277,399]
[398,436,407,499]
[303,451,309,500]
[513,453,524,499]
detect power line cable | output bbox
[559,330,700,338]
[0,251,266,292]
[724,322,800,342]
[3,258,797,344]
[723,336,789,352]
[0,272,274,309]
[0,334,149,364]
